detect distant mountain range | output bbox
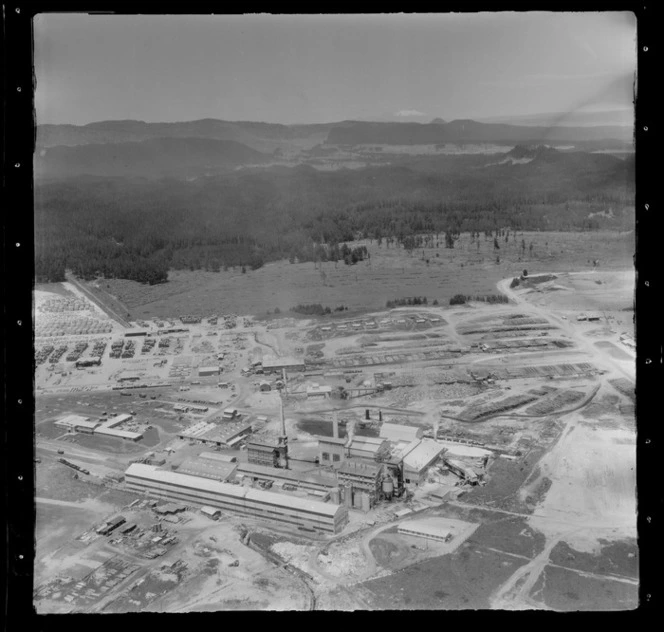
[35,137,269,179]
[475,108,633,128]
[34,117,633,180]
[324,119,633,146]
[36,119,343,151]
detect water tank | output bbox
[382,477,394,498]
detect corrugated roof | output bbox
[262,356,305,368]
[380,422,423,442]
[95,427,144,440]
[125,463,340,516]
[318,436,347,445]
[398,517,453,538]
[402,439,445,472]
[350,436,386,446]
[236,462,336,488]
[176,457,237,481]
[56,414,92,426]
[199,451,237,463]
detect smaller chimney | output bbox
[332,412,339,439]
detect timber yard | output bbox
[33,267,637,612]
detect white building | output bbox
[124,463,348,534]
[380,422,424,444]
[398,518,453,543]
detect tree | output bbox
[493,237,500,251]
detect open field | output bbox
[95,230,634,320]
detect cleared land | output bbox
[95,230,633,319]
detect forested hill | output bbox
[325,119,633,146]
[34,147,634,285]
[35,137,270,179]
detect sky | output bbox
[34,12,637,126]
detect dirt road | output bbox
[487,274,637,610]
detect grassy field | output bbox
[95,230,634,320]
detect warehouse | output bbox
[199,366,220,377]
[261,356,306,373]
[400,439,446,484]
[175,456,237,482]
[380,422,424,444]
[177,421,252,447]
[398,518,454,543]
[187,404,209,414]
[236,462,337,492]
[102,413,134,428]
[124,463,348,534]
[95,427,144,441]
[347,436,390,460]
[54,415,100,433]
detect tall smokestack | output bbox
[332,412,339,439]
[433,420,439,442]
[280,394,286,438]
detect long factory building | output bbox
[125,463,348,534]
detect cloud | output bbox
[394,109,426,117]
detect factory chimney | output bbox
[279,394,287,438]
[332,412,339,439]
[278,393,289,469]
[433,420,440,442]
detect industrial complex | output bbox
[33,269,637,612]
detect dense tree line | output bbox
[385,296,429,308]
[450,294,509,305]
[34,152,633,284]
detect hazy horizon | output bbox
[35,12,636,127]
